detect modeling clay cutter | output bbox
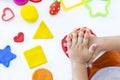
[2,7,15,21]
[85,0,110,17]
[60,0,84,10]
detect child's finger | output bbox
[88,52,99,68]
[88,43,97,59]
[78,28,84,44]
[66,34,72,49]
[72,30,78,46]
[89,43,97,53]
[88,45,99,68]
[83,29,89,46]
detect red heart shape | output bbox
[2,7,15,21]
[14,32,24,43]
[30,0,42,3]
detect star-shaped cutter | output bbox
[85,0,110,17]
[0,45,16,67]
[60,0,84,10]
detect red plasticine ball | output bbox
[61,27,96,57]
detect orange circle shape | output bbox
[32,68,53,80]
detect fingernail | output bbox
[63,43,67,47]
[73,28,77,33]
[66,51,69,54]
[86,29,90,33]
[80,27,83,31]
[88,64,92,68]
[92,44,97,49]
[73,28,77,30]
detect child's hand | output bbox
[87,33,101,67]
[67,28,97,65]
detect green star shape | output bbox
[85,0,110,17]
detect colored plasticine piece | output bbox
[30,0,42,3]
[23,45,47,68]
[61,27,96,57]
[33,21,54,39]
[14,0,29,6]
[0,45,16,67]
[32,68,53,80]
[14,32,24,43]
[49,0,61,15]
[85,0,110,17]
[20,4,38,23]
[60,0,84,10]
[2,7,15,22]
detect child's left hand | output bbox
[67,28,97,65]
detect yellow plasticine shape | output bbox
[33,21,54,39]
[23,45,47,69]
[60,0,84,10]
[21,4,38,23]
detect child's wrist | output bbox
[71,62,86,68]
[71,60,87,66]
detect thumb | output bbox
[88,44,97,68]
[89,44,97,55]
[88,50,100,68]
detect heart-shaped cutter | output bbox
[2,7,15,21]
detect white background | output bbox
[0,0,120,80]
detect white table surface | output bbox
[0,0,120,80]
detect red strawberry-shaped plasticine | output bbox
[49,0,60,15]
